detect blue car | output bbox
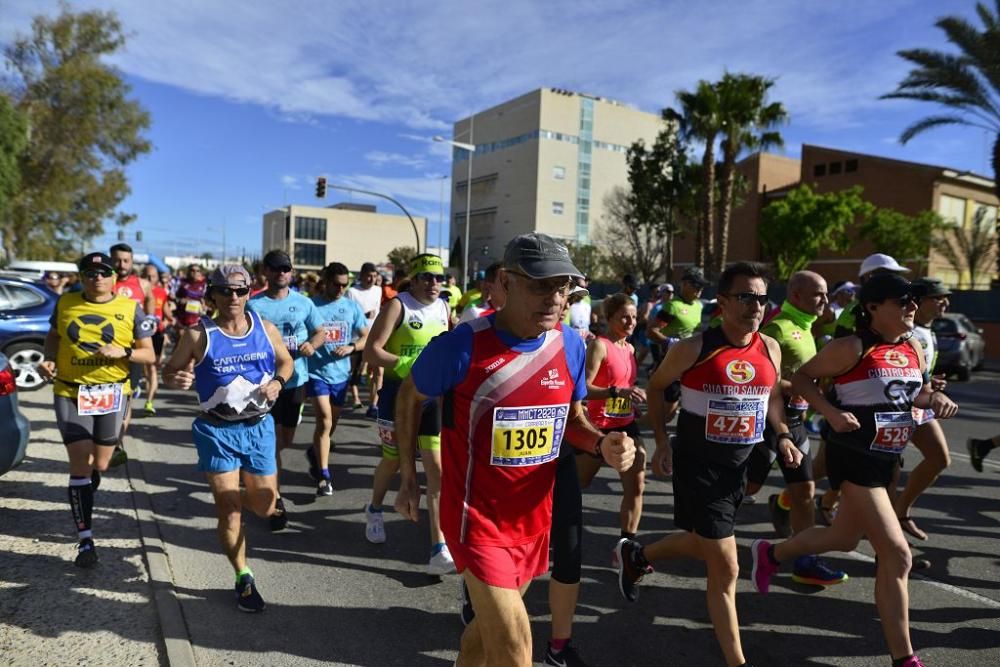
[0,352,31,476]
[0,276,58,390]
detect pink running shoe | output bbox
[751,539,779,594]
[897,656,925,667]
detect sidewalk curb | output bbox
[126,444,197,667]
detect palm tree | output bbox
[931,205,998,288]
[714,73,787,274]
[882,1,1000,201]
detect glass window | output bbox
[829,161,843,175]
[938,195,966,227]
[813,164,826,177]
[553,166,566,180]
[845,159,858,172]
[294,243,325,267]
[3,284,44,310]
[552,201,564,215]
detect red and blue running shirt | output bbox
[411,315,586,547]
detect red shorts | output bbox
[447,532,550,590]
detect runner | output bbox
[617,261,800,667]
[459,263,502,323]
[750,273,958,667]
[348,262,384,416]
[580,292,647,549]
[305,262,369,496]
[645,283,674,368]
[175,264,209,333]
[39,251,156,567]
[893,277,953,541]
[967,434,999,472]
[247,249,326,530]
[395,233,635,667]
[565,282,593,341]
[140,263,172,416]
[362,253,454,574]
[162,264,293,612]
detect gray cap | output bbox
[911,277,951,298]
[209,264,252,287]
[682,266,709,287]
[503,233,583,280]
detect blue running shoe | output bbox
[365,406,379,420]
[235,573,266,612]
[792,555,848,586]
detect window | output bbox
[294,216,326,241]
[552,166,566,180]
[0,284,45,310]
[938,195,966,226]
[813,164,826,177]
[552,201,565,215]
[829,161,843,175]
[845,159,858,173]
[294,243,325,267]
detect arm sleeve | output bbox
[410,324,473,398]
[562,327,588,401]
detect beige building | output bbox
[261,203,426,272]
[446,88,664,276]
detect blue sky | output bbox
[2,0,993,263]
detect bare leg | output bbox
[458,570,533,667]
[786,480,816,534]
[548,580,579,641]
[371,456,400,507]
[699,535,745,667]
[895,420,949,539]
[420,443,444,545]
[311,395,337,470]
[619,440,646,534]
[206,470,248,572]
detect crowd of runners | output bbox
[34,234,998,667]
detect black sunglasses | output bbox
[725,292,769,306]
[268,264,293,273]
[415,272,446,283]
[83,269,114,279]
[212,286,251,297]
[890,294,916,307]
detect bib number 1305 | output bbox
[491,404,568,467]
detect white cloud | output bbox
[364,151,428,170]
[280,174,301,189]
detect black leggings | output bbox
[550,446,583,585]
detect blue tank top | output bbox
[194,311,277,421]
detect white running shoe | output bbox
[364,504,386,544]
[428,544,456,575]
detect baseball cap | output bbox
[209,264,252,287]
[79,252,114,272]
[859,253,909,277]
[503,233,583,280]
[832,280,858,295]
[568,284,590,298]
[911,277,951,299]
[658,283,675,294]
[858,273,912,304]
[682,266,710,287]
[263,249,293,270]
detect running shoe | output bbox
[365,406,379,420]
[743,495,757,505]
[364,504,386,543]
[108,444,128,468]
[143,400,156,417]
[269,497,288,532]
[896,656,925,667]
[316,478,333,497]
[305,447,321,482]
[91,469,101,492]
[459,580,475,626]
[750,539,779,594]
[768,494,792,538]
[614,538,651,603]
[967,437,986,473]
[544,640,591,667]
[351,401,364,411]
[74,538,99,568]
[791,555,848,586]
[235,573,266,613]
[428,544,457,576]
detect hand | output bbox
[930,374,947,391]
[166,359,195,390]
[333,345,354,358]
[627,386,647,403]
[778,438,804,468]
[263,378,283,402]
[394,475,422,522]
[298,341,316,357]
[39,360,56,380]
[827,411,861,433]
[652,435,673,477]
[599,431,635,473]
[928,391,958,419]
[95,344,128,359]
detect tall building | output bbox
[262,203,426,273]
[446,88,664,277]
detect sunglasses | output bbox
[212,286,251,297]
[328,281,349,290]
[83,269,114,279]
[890,294,917,307]
[725,292,769,307]
[415,272,446,283]
[268,265,293,273]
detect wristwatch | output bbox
[608,386,620,399]
[123,347,133,360]
[777,432,795,444]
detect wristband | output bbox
[124,347,132,360]
[273,375,287,389]
[608,386,619,399]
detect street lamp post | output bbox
[434,122,476,290]
[316,182,422,252]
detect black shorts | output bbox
[825,441,897,490]
[151,332,165,357]
[271,385,306,428]
[672,441,746,539]
[664,380,682,403]
[54,395,127,446]
[761,421,814,484]
[377,382,441,437]
[746,442,775,487]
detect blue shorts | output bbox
[192,415,277,475]
[307,377,349,406]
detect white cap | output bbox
[832,280,858,295]
[658,283,675,294]
[568,284,589,297]
[859,253,909,277]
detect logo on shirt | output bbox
[117,286,135,299]
[725,359,756,384]
[485,357,507,373]
[540,367,566,389]
[884,349,909,368]
[408,318,423,330]
[791,330,802,340]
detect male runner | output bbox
[348,262,384,416]
[141,264,172,416]
[618,262,801,667]
[305,262,369,496]
[163,265,293,612]
[248,249,326,530]
[40,251,156,567]
[395,234,635,666]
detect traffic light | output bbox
[316,177,327,198]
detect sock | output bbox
[68,476,94,541]
[777,489,791,510]
[236,566,253,582]
[369,503,382,513]
[620,530,636,540]
[430,542,446,556]
[892,655,914,667]
[549,638,569,653]
[767,545,781,566]
[321,468,331,481]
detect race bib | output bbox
[184,300,203,314]
[77,383,125,416]
[491,404,568,467]
[870,411,913,453]
[323,320,350,346]
[377,418,396,446]
[705,397,766,445]
[603,396,632,419]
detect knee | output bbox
[707,552,740,585]
[218,507,243,529]
[251,488,277,518]
[787,482,814,503]
[878,542,912,577]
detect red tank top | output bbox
[587,336,637,429]
[115,274,145,305]
[441,317,575,547]
[151,285,167,331]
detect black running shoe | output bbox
[967,438,986,473]
[544,640,591,666]
[614,538,651,602]
[269,498,288,532]
[768,494,791,538]
[316,478,333,497]
[75,538,99,568]
[305,447,321,482]
[91,469,101,492]
[235,573,266,613]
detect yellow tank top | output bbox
[53,292,138,398]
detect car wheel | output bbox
[6,342,46,390]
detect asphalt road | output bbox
[3,366,999,667]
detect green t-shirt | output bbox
[656,298,703,339]
[833,299,857,337]
[761,301,818,412]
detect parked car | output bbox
[0,259,78,282]
[0,276,58,390]
[932,312,987,381]
[0,353,31,476]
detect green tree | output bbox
[882,1,1000,200]
[1,6,151,261]
[387,245,416,270]
[593,186,669,285]
[759,185,871,280]
[0,95,28,257]
[714,73,788,273]
[858,208,945,269]
[931,205,998,288]
[565,242,610,281]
